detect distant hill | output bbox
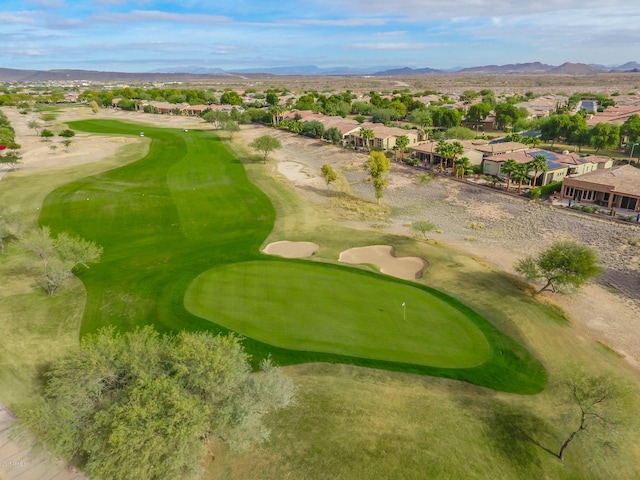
[610,61,640,71]
[548,62,603,75]
[0,61,639,83]
[456,62,555,74]
[373,66,443,76]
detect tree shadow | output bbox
[456,394,559,474]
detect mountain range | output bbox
[1,61,639,82]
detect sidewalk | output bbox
[0,404,86,480]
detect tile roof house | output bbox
[586,104,640,126]
[561,164,640,212]
[483,149,611,186]
[409,140,484,167]
[345,122,421,150]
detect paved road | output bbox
[0,403,86,480]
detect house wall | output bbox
[561,178,640,211]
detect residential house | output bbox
[409,140,484,167]
[484,149,614,186]
[561,164,640,212]
[484,150,569,186]
[586,104,640,126]
[345,123,420,151]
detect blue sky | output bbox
[2,0,640,72]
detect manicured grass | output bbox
[186,260,490,368]
[37,119,545,393]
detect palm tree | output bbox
[359,127,374,149]
[453,156,471,177]
[435,139,450,172]
[448,141,464,172]
[269,106,285,127]
[395,135,409,163]
[501,158,518,191]
[511,162,531,193]
[529,154,548,187]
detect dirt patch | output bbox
[263,241,320,258]
[339,245,428,280]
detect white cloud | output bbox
[91,10,231,25]
[348,42,438,51]
[26,0,66,7]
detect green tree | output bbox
[201,109,227,128]
[18,327,294,480]
[88,100,99,113]
[431,107,461,129]
[435,139,451,173]
[359,127,375,149]
[411,220,437,239]
[511,162,530,193]
[220,90,243,106]
[323,127,342,145]
[58,129,76,139]
[221,119,240,139]
[529,154,548,187]
[465,102,492,130]
[515,240,601,294]
[494,102,527,131]
[301,120,325,138]
[589,123,620,154]
[320,164,337,195]
[366,150,390,204]
[621,114,640,144]
[265,90,279,106]
[27,119,41,135]
[395,135,409,162]
[500,158,518,191]
[1,151,21,170]
[19,226,103,296]
[447,141,464,172]
[40,129,54,140]
[249,135,281,164]
[408,108,432,131]
[453,156,471,178]
[445,126,476,140]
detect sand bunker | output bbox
[339,245,428,280]
[263,240,320,258]
[277,161,311,181]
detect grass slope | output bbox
[37,119,544,393]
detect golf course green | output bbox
[38,119,546,393]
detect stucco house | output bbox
[409,140,484,167]
[483,149,614,186]
[346,123,421,151]
[561,164,640,212]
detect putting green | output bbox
[185,260,491,368]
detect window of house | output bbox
[583,190,595,201]
[565,187,574,197]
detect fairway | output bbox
[36,119,546,393]
[186,260,491,368]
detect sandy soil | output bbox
[339,245,427,280]
[3,106,639,367]
[263,240,319,258]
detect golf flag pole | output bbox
[402,302,406,321]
